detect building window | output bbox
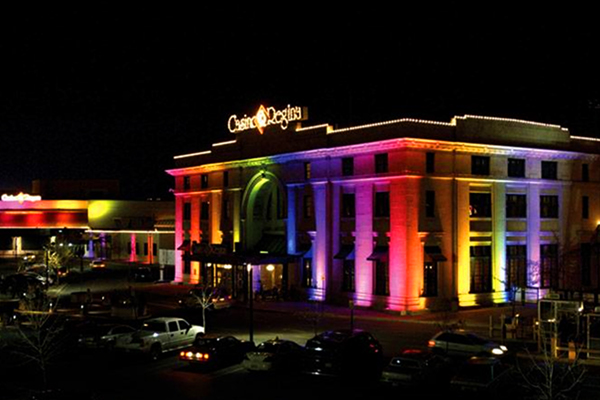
[508,158,525,178]
[304,162,311,180]
[342,260,355,292]
[469,193,491,218]
[422,262,438,297]
[342,157,354,176]
[153,243,157,256]
[471,156,490,176]
[135,242,140,255]
[183,202,191,221]
[341,193,355,218]
[541,161,557,180]
[223,171,229,187]
[425,190,435,218]
[303,195,313,219]
[144,243,148,256]
[470,246,492,293]
[582,243,592,287]
[506,245,527,289]
[540,244,558,288]
[540,195,559,219]
[183,176,191,190]
[374,261,389,296]
[582,163,589,182]
[223,198,230,220]
[582,196,589,219]
[302,258,313,288]
[506,194,527,218]
[201,174,209,189]
[375,153,388,174]
[374,192,390,218]
[426,152,435,174]
[201,202,209,220]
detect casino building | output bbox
[168,108,600,311]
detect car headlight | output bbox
[500,345,508,352]
[491,348,504,355]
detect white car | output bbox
[115,317,204,360]
[77,323,136,350]
[242,338,304,372]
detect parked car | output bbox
[380,349,452,387]
[428,330,508,358]
[133,267,153,282]
[177,287,233,310]
[1,273,45,297]
[77,323,136,350]
[242,338,304,372]
[90,259,106,269]
[115,317,204,360]
[179,335,255,368]
[303,329,383,378]
[450,357,515,397]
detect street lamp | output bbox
[247,264,254,343]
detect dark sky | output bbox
[1,7,599,199]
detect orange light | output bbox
[186,351,193,358]
[180,351,185,357]
[427,340,435,347]
[204,353,210,360]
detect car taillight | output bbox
[427,340,435,347]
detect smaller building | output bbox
[0,181,174,268]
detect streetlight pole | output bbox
[248,264,254,343]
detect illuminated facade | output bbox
[0,196,174,266]
[168,111,600,311]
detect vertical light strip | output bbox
[355,183,373,307]
[312,184,329,301]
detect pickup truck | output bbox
[116,317,204,360]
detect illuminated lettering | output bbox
[2,193,42,203]
[227,105,306,134]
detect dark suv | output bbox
[302,329,383,378]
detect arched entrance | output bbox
[241,171,288,298]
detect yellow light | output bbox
[266,264,275,272]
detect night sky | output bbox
[1,7,598,199]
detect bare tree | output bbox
[188,286,218,333]
[8,293,68,390]
[517,329,587,400]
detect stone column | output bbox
[312,182,330,301]
[286,185,297,256]
[211,191,222,244]
[528,184,541,288]
[175,195,184,282]
[331,183,342,298]
[456,181,471,298]
[389,178,422,311]
[355,183,373,306]
[493,183,506,295]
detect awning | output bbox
[424,245,447,262]
[367,246,389,262]
[334,245,355,260]
[177,240,190,251]
[254,234,286,255]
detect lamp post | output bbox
[247,264,254,343]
